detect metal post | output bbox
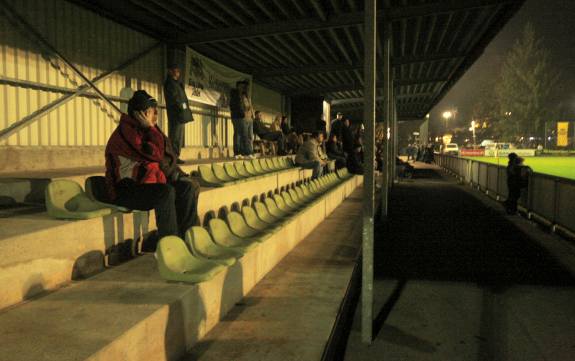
[381,26,391,217]
[361,0,376,345]
[392,94,398,182]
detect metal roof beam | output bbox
[179,0,518,44]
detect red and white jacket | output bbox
[105,113,168,199]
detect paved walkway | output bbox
[345,163,575,361]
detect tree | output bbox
[494,22,560,141]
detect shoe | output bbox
[248,154,257,159]
[234,155,243,159]
[176,158,185,164]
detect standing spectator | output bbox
[253,111,287,155]
[163,64,192,164]
[106,90,200,240]
[286,128,301,154]
[326,133,346,169]
[229,80,255,159]
[504,153,531,214]
[295,131,326,179]
[330,112,345,142]
[280,115,290,136]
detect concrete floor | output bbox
[345,164,575,361]
[181,188,364,361]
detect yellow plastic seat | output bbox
[251,159,266,174]
[241,206,276,231]
[244,161,261,176]
[155,236,226,283]
[45,180,113,220]
[253,201,284,224]
[259,159,272,172]
[281,191,304,209]
[185,226,242,266]
[263,197,291,218]
[273,194,299,212]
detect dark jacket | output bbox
[163,76,189,123]
[326,139,344,158]
[341,125,354,153]
[281,121,290,136]
[105,113,185,200]
[330,119,344,140]
[229,88,245,119]
[254,117,270,137]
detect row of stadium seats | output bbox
[155,172,346,283]
[198,156,295,187]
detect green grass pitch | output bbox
[463,156,575,180]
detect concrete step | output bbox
[0,166,314,310]
[0,176,363,361]
[0,146,231,175]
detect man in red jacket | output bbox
[105,90,200,239]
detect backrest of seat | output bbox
[199,165,222,183]
[266,158,276,170]
[252,159,264,173]
[84,176,110,203]
[213,164,233,181]
[264,197,279,212]
[224,163,241,179]
[242,206,261,226]
[208,218,233,241]
[253,201,272,219]
[273,194,289,209]
[157,236,191,273]
[185,226,212,257]
[46,180,83,210]
[235,162,250,177]
[227,211,248,235]
[258,159,270,172]
[244,161,257,175]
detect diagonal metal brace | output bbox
[0,0,123,115]
[0,42,162,141]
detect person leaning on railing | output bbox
[105,90,200,241]
[504,152,532,215]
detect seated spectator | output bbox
[326,134,346,169]
[105,90,200,240]
[271,114,281,132]
[253,110,287,155]
[286,128,301,154]
[295,131,326,179]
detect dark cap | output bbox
[508,152,518,160]
[128,90,157,116]
[167,63,180,70]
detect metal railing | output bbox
[435,154,575,237]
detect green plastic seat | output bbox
[226,211,271,241]
[253,201,283,224]
[296,185,314,201]
[273,157,284,169]
[264,197,291,218]
[244,161,260,176]
[84,176,131,213]
[198,165,225,187]
[259,159,272,172]
[241,206,278,231]
[251,159,266,174]
[281,191,304,209]
[266,157,281,171]
[273,194,299,212]
[45,180,113,220]
[208,218,259,253]
[235,162,252,178]
[224,163,244,180]
[155,236,226,283]
[185,226,242,266]
[213,164,236,182]
[288,188,309,205]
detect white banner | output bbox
[185,47,252,107]
[485,149,537,157]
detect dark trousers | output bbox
[231,118,242,156]
[168,118,185,157]
[114,178,200,239]
[505,186,521,214]
[260,131,286,154]
[297,160,323,179]
[328,154,346,169]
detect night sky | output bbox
[429,0,575,132]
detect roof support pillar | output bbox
[381,25,392,218]
[361,0,377,345]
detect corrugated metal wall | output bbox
[0,0,229,148]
